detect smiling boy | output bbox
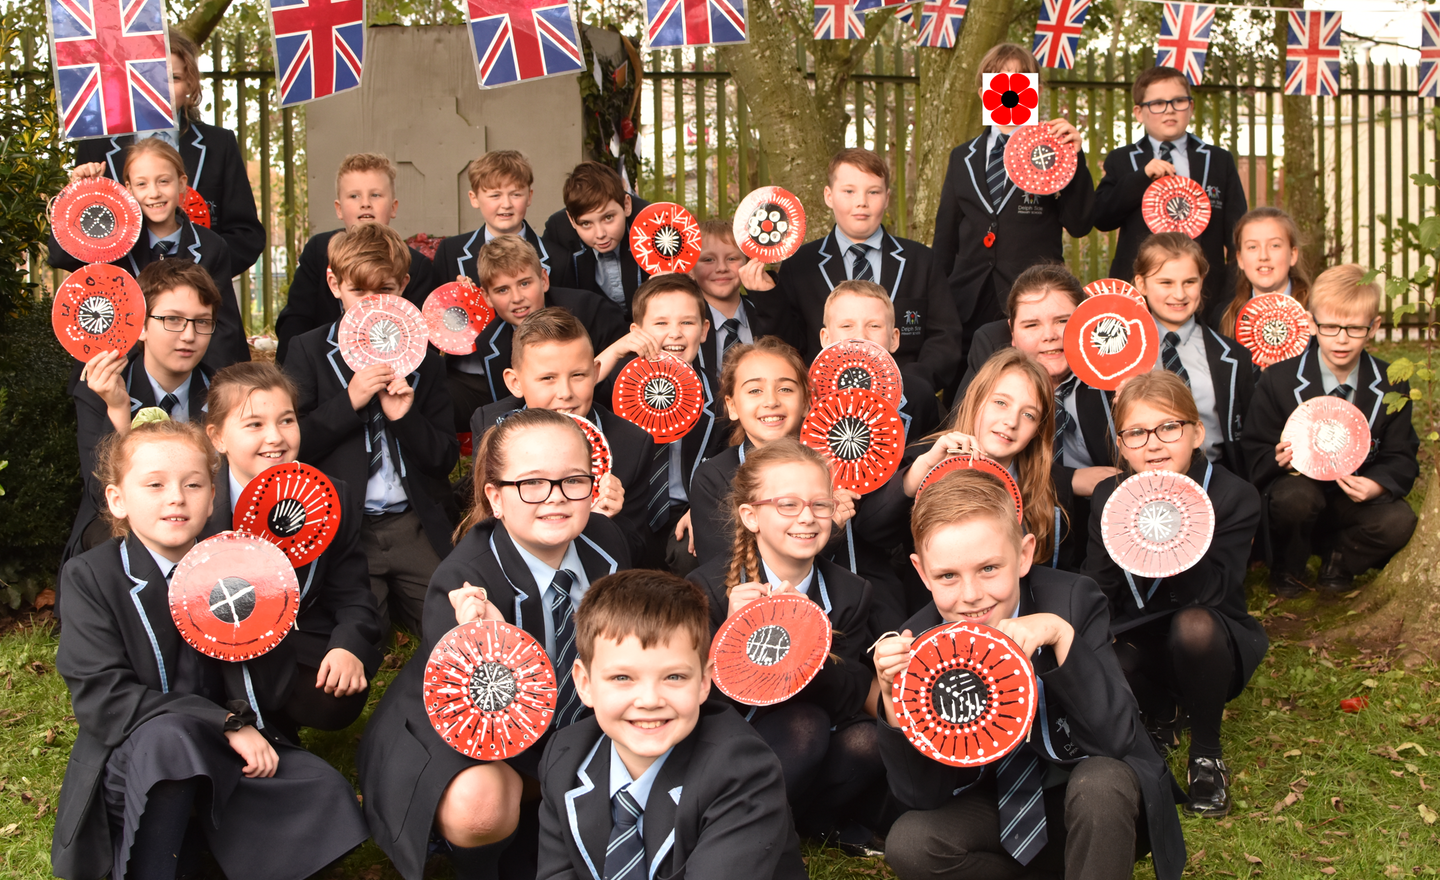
[545,162,651,319]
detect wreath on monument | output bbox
[577,27,642,187]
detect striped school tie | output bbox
[848,244,874,283]
[1159,140,1175,165]
[987,133,1011,207]
[1161,331,1191,387]
[996,747,1048,865]
[720,318,742,358]
[366,402,386,477]
[604,785,646,880]
[1330,383,1353,401]
[549,570,585,728]
[646,444,672,531]
[1053,376,1077,464]
[159,392,180,416]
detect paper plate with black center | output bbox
[917,455,1023,522]
[1142,175,1212,238]
[891,622,1037,767]
[733,186,806,262]
[50,177,144,264]
[564,413,613,499]
[424,620,558,761]
[337,294,430,377]
[800,389,905,495]
[233,462,341,568]
[710,594,833,706]
[1281,396,1371,482]
[1083,278,1146,303]
[423,280,495,356]
[612,354,704,444]
[1235,294,1311,368]
[52,264,145,361]
[808,339,902,406]
[1101,470,1215,579]
[1002,124,1077,196]
[181,187,211,228]
[169,532,301,661]
[630,202,702,275]
[1063,292,1159,391]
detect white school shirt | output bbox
[145,372,192,423]
[833,226,884,283]
[608,741,674,838]
[1147,134,1191,180]
[512,539,590,657]
[1153,316,1221,462]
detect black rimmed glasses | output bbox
[752,497,838,518]
[148,314,216,334]
[1118,420,1195,449]
[494,475,595,503]
[1138,96,1194,114]
[1314,322,1373,338]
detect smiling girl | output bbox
[1212,207,1312,333]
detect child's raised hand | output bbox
[591,473,624,517]
[316,647,369,697]
[1046,118,1082,154]
[596,329,661,379]
[225,724,279,778]
[1143,157,1177,180]
[904,431,980,497]
[68,162,105,183]
[1070,466,1121,498]
[348,363,394,411]
[378,373,415,420]
[995,612,1074,665]
[726,580,772,617]
[872,629,914,723]
[738,259,775,292]
[831,488,859,529]
[674,509,695,555]
[82,350,131,413]
[1336,473,1383,503]
[1274,439,1294,469]
[450,582,503,625]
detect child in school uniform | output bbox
[1210,206,1313,334]
[1084,371,1264,817]
[52,139,248,370]
[931,43,1094,383]
[357,408,631,880]
[874,469,1186,880]
[202,362,381,737]
[537,568,807,880]
[1241,264,1420,598]
[1094,65,1248,311]
[544,161,651,318]
[53,418,367,880]
[690,219,786,387]
[275,153,435,363]
[432,150,554,285]
[283,224,458,637]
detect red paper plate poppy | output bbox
[424,620,558,761]
[233,462,341,569]
[564,413,613,499]
[181,187,211,227]
[337,294,430,377]
[1002,124,1076,196]
[51,264,145,361]
[800,389,905,495]
[1142,175,1212,238]
[808,339,902,406]
[1063,293,1159,391]
[169,533,301,662]
[891,622,1038,767]
[612,355,704,444]
[733,186,806,262]
[1281,396,1371,481]
[710,594,833,706]
[981,72,1039,127]
[423,280,495,356]
[1083,278,1145,303]
[1101,470,1216,579]
[630,202,702,275]
[1234,294,1311,369]
[51,177,144,264]
[917,455,1023,522]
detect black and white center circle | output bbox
[442,306,470,332]
[931,668,990,725]
[1136,500,1181,544]
[368,319,401,353]
[836,366,873,391]
[642,376,677,410]
[1312,419,1350,454]
[468,661,517,712]
[1165,196,1192,223]
[653,225,682,257]
[1090,316,1131,356]
[78,295,115,335]
[745,624,791,666]
[1261,319,1291,347]
[1029,143,1057,171]
[267,497,307,537]
[827,416,872,461]
[209,577,256,624]
[79,203,116,239]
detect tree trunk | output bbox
[177,0,235,46]
[1274,12,1325,271]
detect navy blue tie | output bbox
[720,318,742,357]
[549,570,585,728]
[996,746,1048,865]
[1159,140,1175,165]
[604,785,646,880]
[366,402,386,477]
[1330,383,1352,401]
[152,239,174,261]
[848,244,874,282]
[1161,331,1191,387]
[159,392,180,416]
[987,133,1011,207]
[646,444,671,531]
[1053,377,1077,464]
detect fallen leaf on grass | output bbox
[1384,866,1401,878]
[1284,749,1303,758]
[26,661,46,675]
[1364,678,1380,688]
[1397,742,1430,757]
[1421,804,1438,825]
[1273,792,1301,813]
[43,729,55,745]
[394,632,411,646]
[1245,853,1263,864]
[1320,868,1336,875]
[0,823,16,837]
[1188,849,1206,864]
[1331,797,1345,811]
[33,589,54,609]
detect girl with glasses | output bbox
[1083,370,1264,821]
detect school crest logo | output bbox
[902,310,922,336]
[1205,183,1223,208]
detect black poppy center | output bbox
[827,415,872,461]
[79,203,117,239]
[1001,90,1020,109]
[469,661,518,712]
[643,376,677,410]
[267,497,307,538]
[78,295,115,335]
[1165,196,1192,222]
[1029,144,1057,171]
[209,577,256,624]
[931,668,990,725]
[652,224,683,257]
[442,306,470,332]
[836,366,873,391]
[745,624,791,666]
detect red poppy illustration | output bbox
[982,72,1039,126]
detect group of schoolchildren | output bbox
[45,33,1421,880]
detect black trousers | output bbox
[362,510,443,637]
[446,367,495,434]
[885,756,1146,880]
[1267,475,1417,579]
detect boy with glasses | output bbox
[1240,264,1419,598]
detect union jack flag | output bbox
[269,0,365,107]
[644,0,747,50]
[48,0,175,140]
[1032,0,1090,69]
[855,0,916,11]
[814,0,865,40]
[1156,2,1213,85]
[915,0,967,48]
[1421,11,1440,98]
[466,0,584,88]
[1284,10,1340,97]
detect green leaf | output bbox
[1385,277,1411,301]
[1419,216,1440,250]
[1392,302,1420,320]
[1412,388,1425,401]
[1427,431,1439,442]
[1383,391,1412,414]
[1414,172,1440,187]
[1388,358,1416,383]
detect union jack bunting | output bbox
[915,0,967,48]
[269,0,365,107]
[644,0,747,50]
[814,0,865,40]
[48,0,175,140]
[1156,2,1213,85]
[1284,10,1340,97]
[1421,11,1440,98]
[466,0,584,88]
[855,0,917,11]
[1032,0,1090,69]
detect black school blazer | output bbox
[535,703,808,880]
[931,133,1095,328]
[429,219,553,286]
[877,568,1186,880]
[77,120,266,276]
[285,322,459,557]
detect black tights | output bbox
[752,702,885,832]
[1114,607,1235,760]
[126,778,200,880]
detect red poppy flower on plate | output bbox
[982,72,1040,126]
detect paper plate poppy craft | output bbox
[612,354,704,444]
[337,294,430,377]
[981,72,1039,127]
[233,462,341,569]
[1083,278,1145,303]
[423,279,495,355]
[808,339,902,405]
[169,532,301,662]
[891,622,1038,767]
[710,594,833,706]
[1063,292,1159,390]
[1101,470,1215,579]
[424,620,558,760]
[917,455,1023,522]
[1281,396,1371,481]
[1141,175,1212,238]
[564,413,613,499]
[50,176,143,264]
[1234,294,1310,368]
[800,389,905,495]
[52,264,145,361]
[733,186,806,262]
[630,202,702,275]
[181,187,211,227]
[1002,124,1076,195]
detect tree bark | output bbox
[1273,10,1325,271]
[177,0,235,46]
